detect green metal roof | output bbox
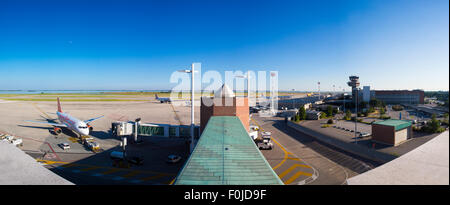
[174,116,283,185]
[373,119,412,131]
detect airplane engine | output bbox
[88,124,93,131]
[54,127,62,135]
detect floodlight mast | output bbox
[177,64,197,153]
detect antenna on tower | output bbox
[318,81,321,100]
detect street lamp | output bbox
[178,63,198,153]
[235,71,251,97]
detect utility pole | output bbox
[178,63,197,153]
[318,82,321,100]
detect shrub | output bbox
[320,112,327,119]
[392,105,404,111]
[345,110,352,121]
[298,106,307,120]
[379,115,391,120]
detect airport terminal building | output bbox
[372,90,425,104]
[357,87,425,104]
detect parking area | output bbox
[333,120,372,138]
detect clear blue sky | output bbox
[0,0,448,91]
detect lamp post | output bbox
[178,63,197,153]
[343,88,346,115]
[235,71,250,97]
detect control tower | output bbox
[347,76,360,105]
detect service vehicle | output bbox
[12,138,23,147]
[360,132,371,138]
[58,143,70,150]
[256,131,274,150]
[167,154,182,164]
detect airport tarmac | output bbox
[0,98,199,184]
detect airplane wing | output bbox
[24,120,67,127]
[84,115,104,123]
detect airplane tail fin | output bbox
[155,94,159,99]
[57,97,62,112]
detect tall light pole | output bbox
[343,88,346,114]
[348,76,360,144]
[235,71,250,97]
[318,82,321,100]
[178,63,197,153]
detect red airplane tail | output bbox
[57,97,62,112]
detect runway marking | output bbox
[278,164,311,179]
[250,117,288,170]
[164,179,175,185]
[79,166,102,172]
[170,103,183,125]
[61,164,78,168]
[287,157,302,162]
[101,168,121,175]
[121,171,141,178]
[37,159,68,165]
[31,102,52,120]
[285,171,313,185]
[250,116,320,185]
[140,174,166,181]
[68,137,80,143]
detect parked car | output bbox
[59,143,70,150]
[12,138,23,147]
[167,154,182,164]
[360,132,371,138]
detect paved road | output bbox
[253,115,365,185]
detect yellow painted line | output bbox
[169,178,176,185]
[68,137,79,143]
[287,157,302,162]
[140,174,166,181]
[32,102,52,119]
[101,168,121,175]
[122,171,141,178]
[250,117,288,170]
[37,159,68,165]
[79,166,102,172]
[285,171,313,185]
[61,164,78,168]
[278,164,299,179]
[278,164,312,179]
[170,103,183,125]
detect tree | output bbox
[380,107,386,115]
[429,114,441,133]
[320,112,327,119]
[326,105,333,117]
[298,106,307,121]
[294,114,300,122]
[345,110,351,121]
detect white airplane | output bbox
[155,94,172,103]
[25,97,104,137]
